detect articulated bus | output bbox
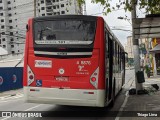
[23,15,126,107]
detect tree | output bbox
[77,0,160,14]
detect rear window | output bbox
[34,20,96,45]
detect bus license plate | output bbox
[55,77,69,82]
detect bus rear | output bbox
[23,15,106,107]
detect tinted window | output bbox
[34,20,96,45]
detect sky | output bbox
[85,0,145,46]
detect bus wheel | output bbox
[109,79,115,108]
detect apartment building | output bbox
[37,0,82,16]
[125,36,134,59]
[0,0,34,54]
[0,0,82,54]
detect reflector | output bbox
[91,77,96,82]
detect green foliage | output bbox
[77,0,160,15]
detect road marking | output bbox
[115,91,129,120]
[0,94,23,102]
[0,95,14,100]
[0,99,22,104]
[115,78,134,120]
[0,93,23,99]
[24,104,42,111]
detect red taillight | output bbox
[88,92,94,94]
[29,75,33,80]
[91,77,96,82]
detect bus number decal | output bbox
[77,61,91,65]
[81,61,91,65]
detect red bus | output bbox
[23,15,126,107]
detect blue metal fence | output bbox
[0,67,23,92]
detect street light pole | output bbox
[117,16,132,25]
[131,0,143,92]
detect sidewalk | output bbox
[119,75,160,119]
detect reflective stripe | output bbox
[34,51,92,56]
[90,67,99,89]
[27,65,34,86]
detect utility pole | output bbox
[131,0,143,92]
[34,0,36,17]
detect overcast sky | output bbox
[85,0,145,46]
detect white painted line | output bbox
[0,99,22,104]
[115,91,129,120]
[0,96,23,104]
[115,78,134,120]
[0,93,23,99]
[0,94,23,101]
[24,104,42,111]
[0,95,14,100]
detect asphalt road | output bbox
[0,69,135,120]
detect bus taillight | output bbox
[90,67,99,89]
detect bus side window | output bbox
[105,29,109,58]
[120,48,122,71]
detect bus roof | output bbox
[33,15,97,21]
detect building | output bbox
[0,0,34,54]
[125,36,134,66]
[150,38,160,76]
[125,36,134,59]
[0,0,82,54]
[37,0,82,16]
[0,47,8,55]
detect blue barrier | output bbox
[0,67,23,92]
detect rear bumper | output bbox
[24,87,105,107]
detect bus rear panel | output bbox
[23,15,106,107]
